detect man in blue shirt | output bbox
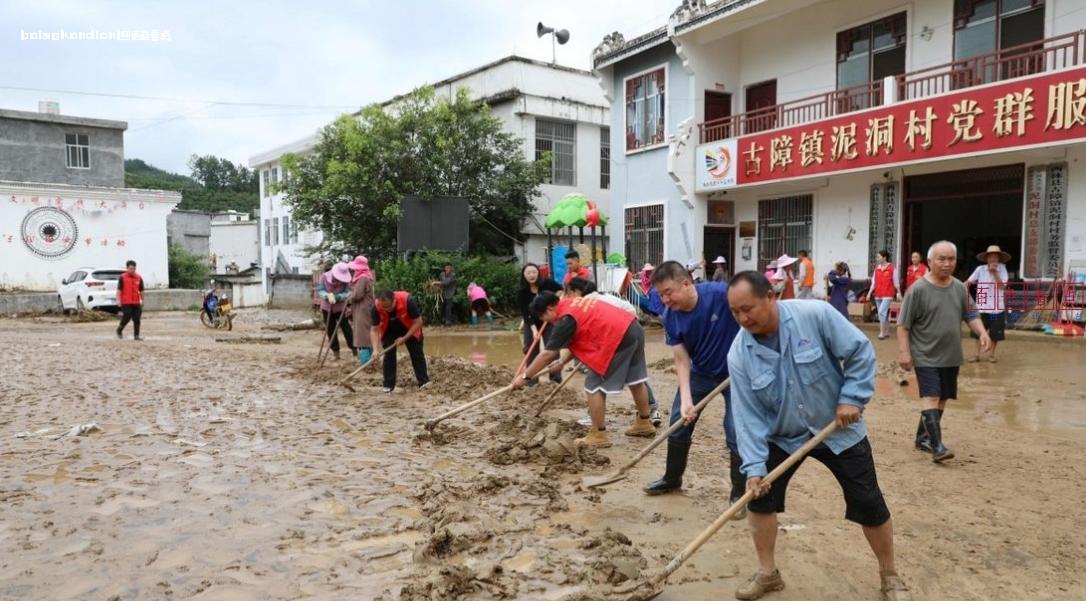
[643,262,744,510]
[726,271,908,601]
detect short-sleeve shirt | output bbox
[898,277,973,367]
[370,298,422,338]
[967,263,1008,313]
[662,282,740,379]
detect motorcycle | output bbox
[200,289,234,330]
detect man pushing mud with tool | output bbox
[726,271,909,601]
[512,291,656,447]
[642,261,745,512]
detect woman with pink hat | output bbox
[773,254,799,300]
[711,255,728,282]
[317,262,356,360]
[347,256,376,364]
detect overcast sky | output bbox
[2,0,677,174]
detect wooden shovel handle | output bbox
[336,340,400,386]
[616,377,730,473]
[654,420,839,584]
[532,362,579,417]
[425,384,515,429]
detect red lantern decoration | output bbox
[586,207,600,227]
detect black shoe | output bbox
[644,440,690,495]
[116,330,123,339]
[921,409,954,462]
[914,416,932,452]
[133,336,142,341]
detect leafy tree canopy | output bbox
[281,87,548,259]
[125,156,258,214]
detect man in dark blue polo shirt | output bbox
[645,261,743,509]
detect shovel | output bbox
[622,420,839,601]
[582,377,730,489]
[337,340,403,392]
[422,323,548,431]
[532,361,580,417]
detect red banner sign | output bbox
[733,65,1086,186]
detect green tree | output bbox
[168,243,210,289]
[281,87,548,259]
[124,157,258,214]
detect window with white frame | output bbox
[271,167,279,187]
[290,219,299,244]
[282,216,290,245]
[600,127,611,189]
[625,67,666,152]
[535,119,576,186]
[262,170,270,197]
[272,217,280,245]
[65,134,89,169]
[624,204,664,272]
[264,219,271,247]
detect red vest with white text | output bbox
[555,296,635,375]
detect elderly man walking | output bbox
[726,271,908,601]
[897,241,990,462]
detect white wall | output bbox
[0,183,179,290]
[210,221,259,274]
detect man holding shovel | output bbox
[513,291,656,447]
[726,271,909,601]
[370,288,429,394]
[643,261,744,509]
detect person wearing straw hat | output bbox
[726,270,908,601]
[966,245,1011,363]
[347,256,376,365]
[317,262,356,361]
[772,254,799,300]
[762,260,778,282]
[640,262,655,294]
[711,256,729,282]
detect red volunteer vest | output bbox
[118,272,143,305]
[555,296,635,375]
[562,266,590,286]
[377,291,422,339]
[906,263,927,289]
[873,264,897,298]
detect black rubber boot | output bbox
[914,416,932,452]
[921,409,954,462]
[644,440,690,495]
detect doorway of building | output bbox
[745,80,777,133]
[902,164,1024,281]
[704,227,735,279]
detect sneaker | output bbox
[735,569,785,600]
[332,350,341,361]
[650,409,662,427]
[879,572,911,601]
[577,414,594,427]
[133,336,143,341]
[382,387,393,394]
[576,429,611,448]
[624,416,656,437]
[419,381,432,390]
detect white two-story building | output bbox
[249,55,611,280]
[596,0,1086,285]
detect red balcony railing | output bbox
[698,29,1086,144]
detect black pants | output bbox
[442,298,454,325]
[118,305,142,337]
[522,323,561,383]
[322,309,354,353]
[383,333,428,389]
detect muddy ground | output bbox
[1,310,1084,601]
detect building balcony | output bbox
[699,30,1086,144]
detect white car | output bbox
[57,267,124,312]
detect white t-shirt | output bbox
[967,263,1009,313]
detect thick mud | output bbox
[1,312,1084,600]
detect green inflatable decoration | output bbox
[607,252,626,264]
[544,193,609,228]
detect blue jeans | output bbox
[668,371,736,455]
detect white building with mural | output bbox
[249,55,611,277]
[0,107,180,291]
[595,0,1086,287]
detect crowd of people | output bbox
[309,241,1016,600]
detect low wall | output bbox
[0,289,203,315]
[268,274,314,309]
